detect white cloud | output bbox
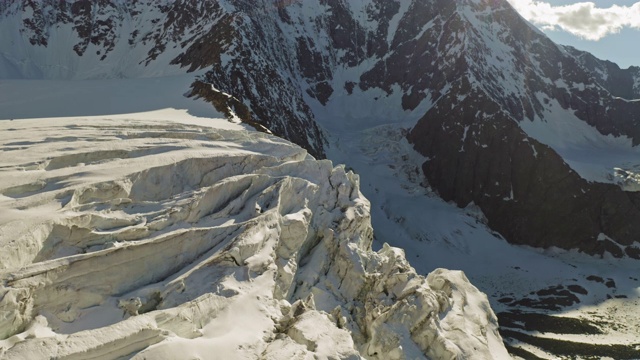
[507,0,640,40]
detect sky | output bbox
[506,0,640,69]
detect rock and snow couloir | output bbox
[0,118,509,359]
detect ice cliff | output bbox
[0,118,508,359]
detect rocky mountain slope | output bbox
[202,0,640,257]
[4,0,639,258]
[0,117,508,359]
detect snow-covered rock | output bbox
[0,118,508,359]
[612,168,640,192]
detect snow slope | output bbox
[0,74,236,124]
[0,0,210,80]
[519,97,640,191]
[0,80,508,359]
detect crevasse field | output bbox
[0,73,639,359]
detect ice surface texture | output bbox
[0,119,508,359]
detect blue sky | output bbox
[507,0,640,69]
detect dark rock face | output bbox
[11,0,226,65]
[567,46,640,100]
[188,80,271,134]
[15,0,122,58]
[399,0,640,256]
[359,0,463,110]
[14,0,70,46]
[408,78,640,257]
[70,0,122,59]
[172,1,328,157]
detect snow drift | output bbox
[0,118,508,359]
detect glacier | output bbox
[0,116,509,359]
